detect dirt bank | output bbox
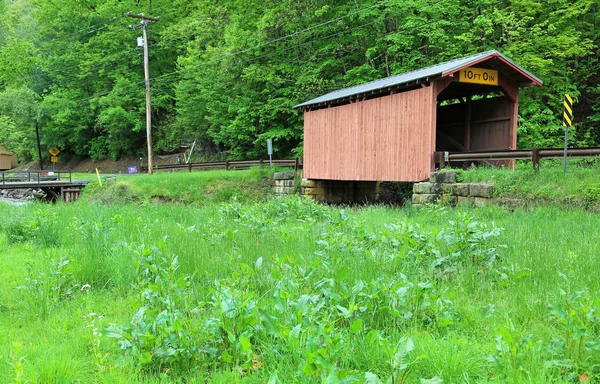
[21,154,185,174]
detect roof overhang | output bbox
[440,51,543,87]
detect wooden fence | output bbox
[151,158,302,172]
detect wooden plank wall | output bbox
[436,95,515,151]
[303,86,435,182]
[470,97,513,150]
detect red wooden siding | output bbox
[303,86,435,182]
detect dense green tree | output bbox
[0,0,598,160]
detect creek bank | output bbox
[0,188,44,202]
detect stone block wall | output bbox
[412,171,522,209]
[272,172,297,195]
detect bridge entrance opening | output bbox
[435,81,517,157]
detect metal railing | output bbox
[152,158,302,172]
[435,147,600,171]
[0,170,72,185]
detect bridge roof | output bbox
[294,50,542,110]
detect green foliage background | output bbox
[0,0,598,161]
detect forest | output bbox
[0,0,598,162]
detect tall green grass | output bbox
[82,167,276,205]
[1,184,600,382]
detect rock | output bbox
[412,182,433,194]
[496,198,525,210]
[442,194,457,206]
[473,197,496,207]
[273,172,295,180]
[412,193,440,204]
[301,179,318,188]
[432,183,444,194]
[469,183,494,198]
[457,196,473,206]
[452,183,470,197]
[429,171,457,184]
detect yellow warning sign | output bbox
[51,156,58,163]
[49,147,61,156]
[563,94,573,127]
[459,67,498,86]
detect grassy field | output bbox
[82,168,276,205]
[1,169,599,383]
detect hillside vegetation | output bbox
[83,168,276,205]
[0,0,598,161]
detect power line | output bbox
[152,4,469,91]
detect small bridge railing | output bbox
[435,147,600,171]
[0,170,72,185]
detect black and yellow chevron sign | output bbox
[563,94,573,127]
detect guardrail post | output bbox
[260,159,264,167]
[188,163,192,173]
[225,160,229,171]
[532,148,540,173]
[294,157,299,172]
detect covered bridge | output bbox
[0,144,18,171]
[294,50,542,186]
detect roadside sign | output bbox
[267,139,273,168]
[563,94,574,173]
[459,67,498,86]
[51,156,58,163]
[563,94,573,127]
[49,147,60,156]
[128,166,138,174]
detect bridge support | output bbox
[302,179,379,204]
[40,186,82,202]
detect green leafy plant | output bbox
[433,213,505,271]
[490,316,534,380]
[201,282,260,370]
[15,257,76,317]
[366,332,422,384]
[106,250,196,371]
[546,272,600,375]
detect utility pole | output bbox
[35,122,43,170]
[127,12,159,174]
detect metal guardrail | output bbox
[435,147,600,170]
[0,169,72,185]
[152,158,303,172]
